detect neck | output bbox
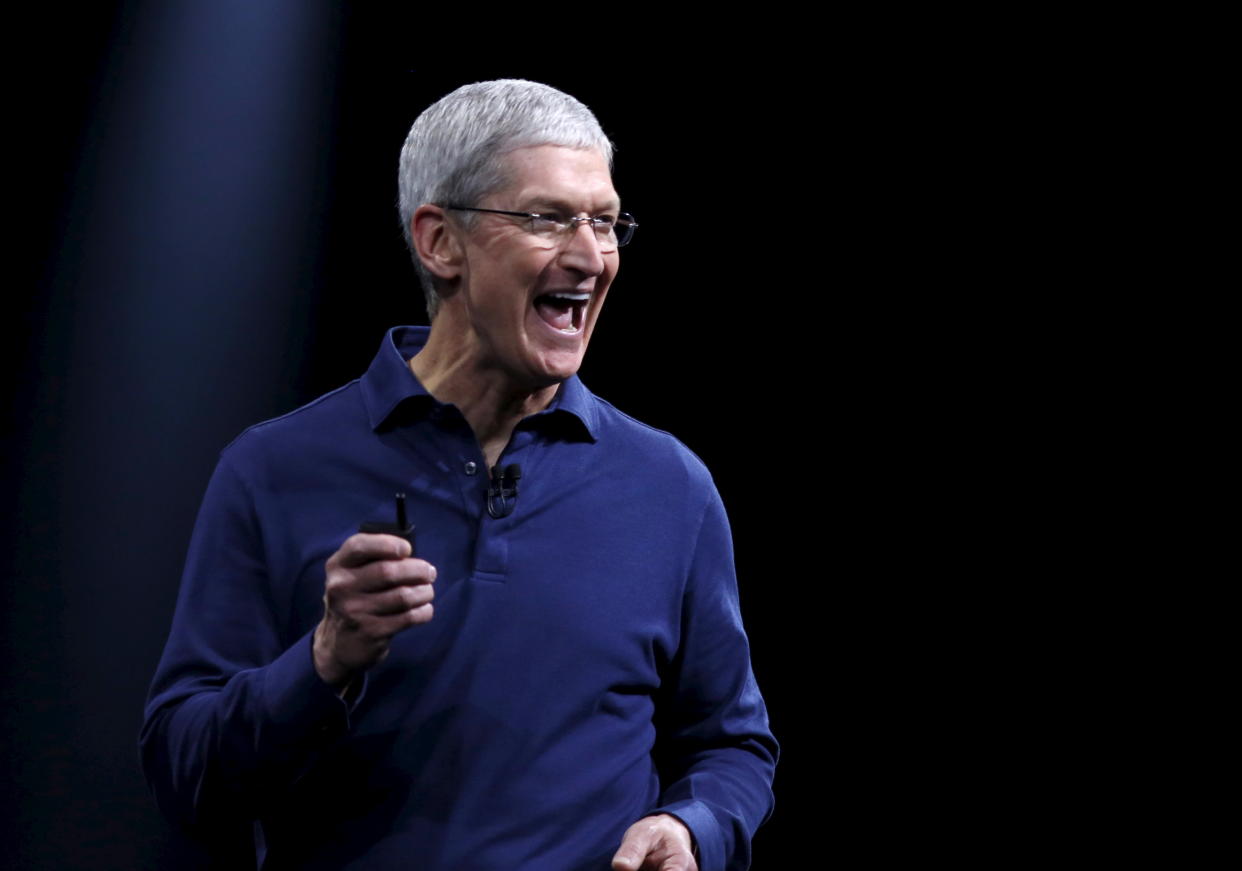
[410,321,559,469]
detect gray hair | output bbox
[397,80,615,320]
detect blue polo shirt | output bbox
[141,326,776,870]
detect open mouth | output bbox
[533,292,590,334]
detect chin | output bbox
[526,347,587,387]
[537,357,585,385]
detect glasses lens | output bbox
[591,218,618,250]
[529,215,561,238]
[614,213,636,248]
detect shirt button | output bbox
[464,461,477,476]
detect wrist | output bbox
[312,621,353,689]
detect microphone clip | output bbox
[487,463,521,519]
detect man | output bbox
[142,80,776,871]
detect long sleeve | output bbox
[648,489,779,871]
[139,330,780,867]
[139,452,353,829]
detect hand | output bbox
[611,814,698,871]
[313,533,436,688]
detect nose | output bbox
[557,220,608,278]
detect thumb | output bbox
[611,825,651,871]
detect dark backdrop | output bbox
[1,4,859,868]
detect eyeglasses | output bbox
[443,205,638,249]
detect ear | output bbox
[411,204,464,281]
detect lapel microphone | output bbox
[487,464,521,519]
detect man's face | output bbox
[449,145,620,390]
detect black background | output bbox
[4,3,1139,866]
[0,4,898,868]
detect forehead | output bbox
[490,145,619,211]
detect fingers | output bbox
[313,534,440,687]
[330,556,436,595]
[324,561,436,619]
[313,584,434,686]
[368,581,436,616]
[611,816,697,871]
[345,601,434,641]
[331,532,412,568]
[611,835,646,871]
[326,534,436,595]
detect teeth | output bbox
[547,292,590,302]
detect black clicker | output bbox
[359,492,417,556]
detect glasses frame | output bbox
[442,205,638,248]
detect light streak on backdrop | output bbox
[6,2,341,866]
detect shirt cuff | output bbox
[261,630,365,743]
[650,800,720,871]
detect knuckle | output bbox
[340,603,366,627]
[377,559,405,584]
[374,534,407,560]
[323,585,345,610]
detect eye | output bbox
[529,213,565,235]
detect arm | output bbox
[139,453,434,828]
[140,454,336,828]
[641,489,779,871]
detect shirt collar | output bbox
[360,326,598,441]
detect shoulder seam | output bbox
[587,393,714,477]
[221,379,363,454]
